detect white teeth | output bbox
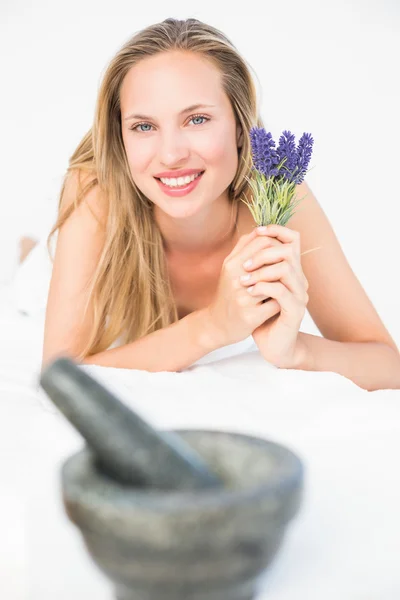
[159,172,202,187]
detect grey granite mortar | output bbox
[62,429,304,600]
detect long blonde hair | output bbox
[46,17,265,361]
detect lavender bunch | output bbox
[241,128,314,227]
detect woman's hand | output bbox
[203,228,283,349]
[240,224,310,369]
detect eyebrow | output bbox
[123,103,216,121]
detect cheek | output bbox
[199,132,238,177]
[211,135,239,187]
[199,126,235,161]
[124,138,154,174]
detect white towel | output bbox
[25,342,400,599]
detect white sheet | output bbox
[2,282,400,600]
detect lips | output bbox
[154,170,205,196]
[154,170,205,182]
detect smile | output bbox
[154,171,205,197]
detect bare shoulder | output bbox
[41,170,108,368]
[62,169,108,226]
[286,181,398,351]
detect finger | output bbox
[278,267,306,302]
[247,281,291,305]
[249,281,303,323]
[244,243,299,273]
[244,261,306,301]
[243,282,281,316]
[240,235,281,267]
[262,224,301,256]
[230,227,259,257]
[261,298,281,319]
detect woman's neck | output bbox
[156,199,240,260]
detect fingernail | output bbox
[243,259,252,268]
[240,273,251,281]
[257,226,267,232]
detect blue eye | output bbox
[133,123,151,133]
[130,114,210,133]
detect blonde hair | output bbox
[46,17,265,361]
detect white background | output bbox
[1,0,399,344]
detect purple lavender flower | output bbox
[276,130,297,179]
[243,127,315,227]
[293,132,314,184]
[249,128,281,178]
[249,127,314,185]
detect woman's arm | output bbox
[296,333,400,391]
[289,181,398,352]
[284,181,400,390]
[41,170,222,373]
[81,307,220,372]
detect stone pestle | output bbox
[39,357,223,490]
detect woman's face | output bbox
[120,50,242,220]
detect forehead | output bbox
[120,51,230,115]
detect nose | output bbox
[158,129,190,166]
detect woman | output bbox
[41,18,400,390]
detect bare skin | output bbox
[43,47,398,371]
[18,236,38,263]
[120,50,245,255]
[119,48,255,320]
[167,200,256,319]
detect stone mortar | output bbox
[61,429,304,600]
